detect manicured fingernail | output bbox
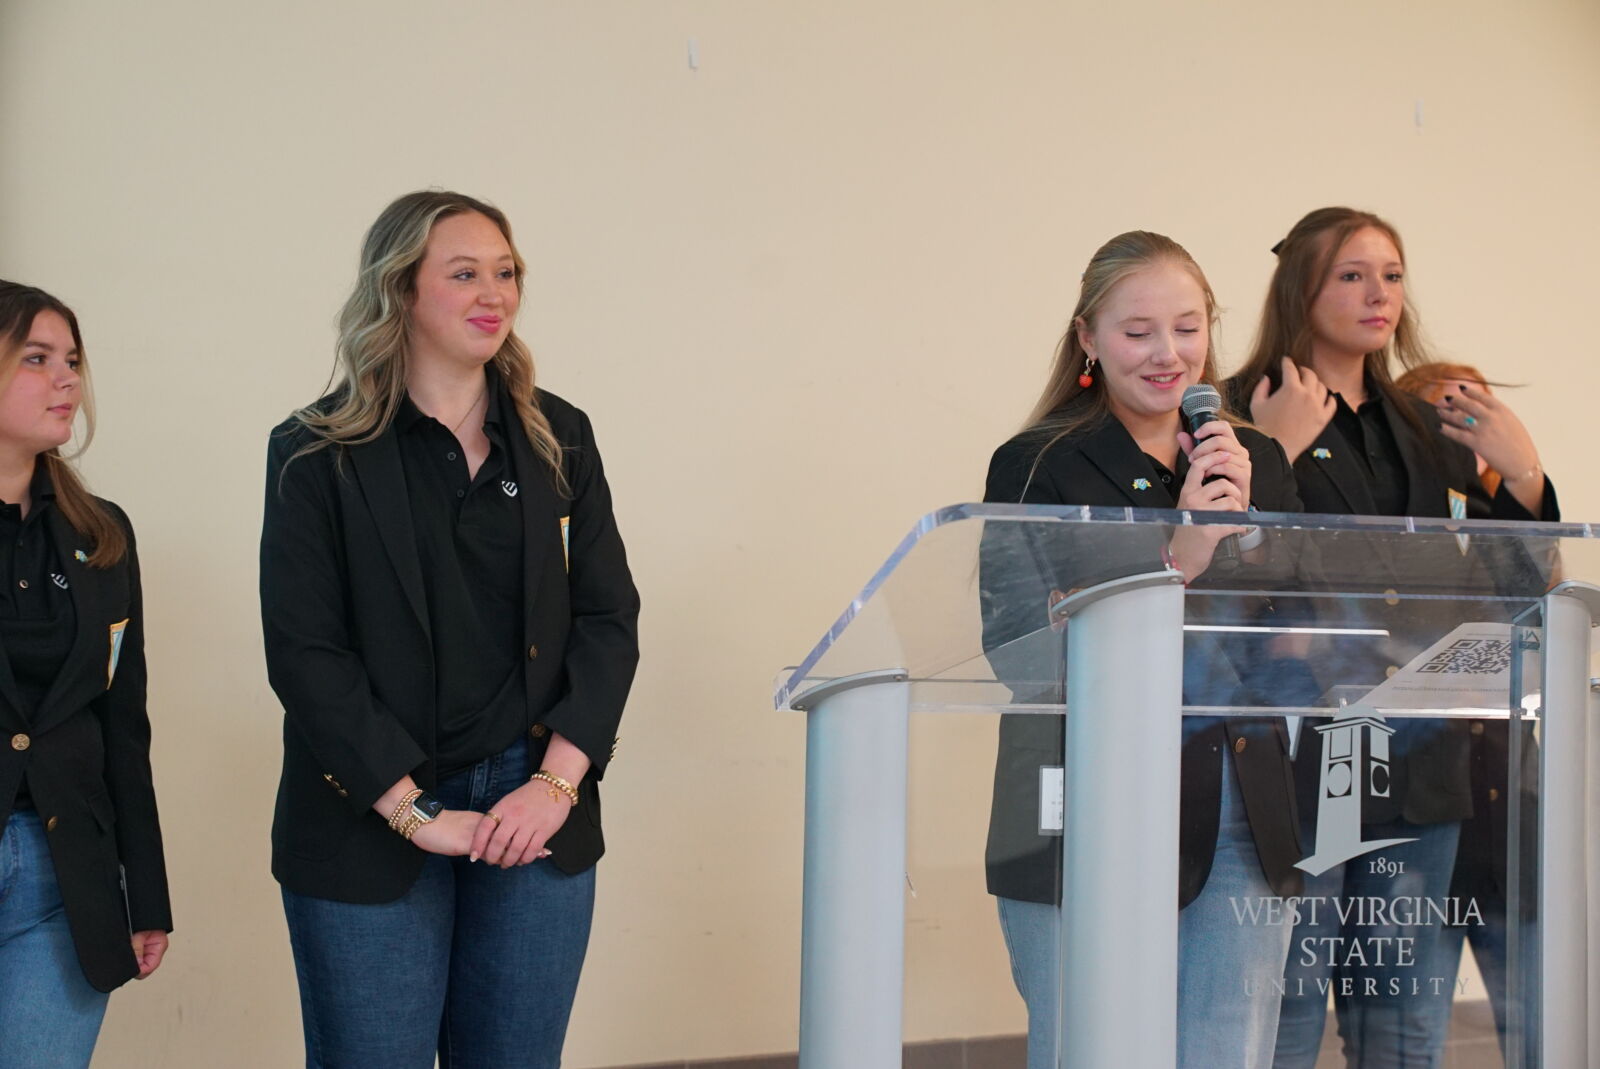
[469,853,479,863]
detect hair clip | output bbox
[1270,239,1286,256]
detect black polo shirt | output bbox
[1329,379,1409,516]
[1,466,76,808]
[396,377,527,776]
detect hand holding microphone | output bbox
[1167,384,1253,578]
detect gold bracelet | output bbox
[530,771,579,807]
[388,788,423,832]
[397,813,426,840]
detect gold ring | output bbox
[486,811,503,825]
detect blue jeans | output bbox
[998,755,1292,1069]
[281,738,597,1069]
[1272,819,1462,1069]
[0,809,111,1069]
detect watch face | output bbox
[412,792,445,821]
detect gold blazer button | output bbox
[530,724,549,738]
[527,644,539,660]
[10,733,28,751]
[46,815,58,831]
[1233,737,1248,754]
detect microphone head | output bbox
[1180,383,1223,425]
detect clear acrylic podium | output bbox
[775,505,1600,1068]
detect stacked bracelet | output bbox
[531,771,579,807]
[388,788,423,832]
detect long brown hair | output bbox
[292,191,568,494]
[1234,206,1432,438]
[1022,231,1234,455]
[0,282,127,566]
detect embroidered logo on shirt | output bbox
[501,481,519,497]
[1311,448,1332,460]
[1131,478,1151,491]
[50,573,68,590]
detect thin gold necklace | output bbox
[450,383,488,438]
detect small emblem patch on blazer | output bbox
[1311,447,1332,460]
[51,573,68,590]
[560,516,571,571]
[501,480,519,497]
[107,619,129,688]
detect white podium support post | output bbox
[1540,582,1599,1068]
[1058,571,1186,1068]
[792,669,910,1069]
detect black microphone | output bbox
[1179,384,1240,567]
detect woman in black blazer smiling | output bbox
[984,232,1306,1069]
[1227,207,1556,1067]
[0,282,171,1069]
[260,192,639,1069]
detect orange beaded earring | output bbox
[1078,358,1096,388]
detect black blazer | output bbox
[260,387,640,903]
[1226,379,1559,828]
[0,502,171,992]
[981,402,1308,908]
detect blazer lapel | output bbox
[1384,394,1448,516]
[1076,417,1178,508]
[1298,420,1374,514]
[29,508,109,733]
[505,414,554,606]
[347,432,431,640]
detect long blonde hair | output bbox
[293,191,568,494]
[1234,206,1432,440]
[1023,231,1233,453]
[0,282,126,566]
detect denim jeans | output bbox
[281,737,597,1069]
[997,754,1292,1069]
[1272,819,1462,1069]
[0,808,111,1069]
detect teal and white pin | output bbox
[1311,447,1332,460]
[1132,478,1151,491]
[74,549,88,562]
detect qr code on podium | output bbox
[1417,638,1513,675]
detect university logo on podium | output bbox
[1296,706,1417,876]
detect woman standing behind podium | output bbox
[1227,207,1555,1068]
[260,191,639,1069]
[983,231,1306,1069]
[0,282,171,1069]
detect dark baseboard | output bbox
[610,1034,1027,1069]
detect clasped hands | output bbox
[409,780,573,868]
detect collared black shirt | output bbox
[1329,379,1409,516]
[0,466,76,807]
[396,376,527,776]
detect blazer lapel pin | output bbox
[1311,448,1332,460]
[74,549,88,562]
[1131,478,1151,491]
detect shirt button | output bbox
[530,724,548,738]
[456,489,465,499]
[1161,474,1172,484]
[447,451,458,461]
[10,733,29,751]
[1233,737,1248,754]
[527,644,539,659]
[17,580,26,589]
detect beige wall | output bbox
[2,2,1599,1065]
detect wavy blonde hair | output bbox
[0,281,126,566]
[293,190,567,493]
[1023,230,1234,451]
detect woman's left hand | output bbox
[1436,384,1544,511]
[1436,384,1538,473]
[470,780,574,868]
[131,930,169,979]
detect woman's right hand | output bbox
[408,810,486,857]
[1167,421,1250,581]
[1250,357,1335,463]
